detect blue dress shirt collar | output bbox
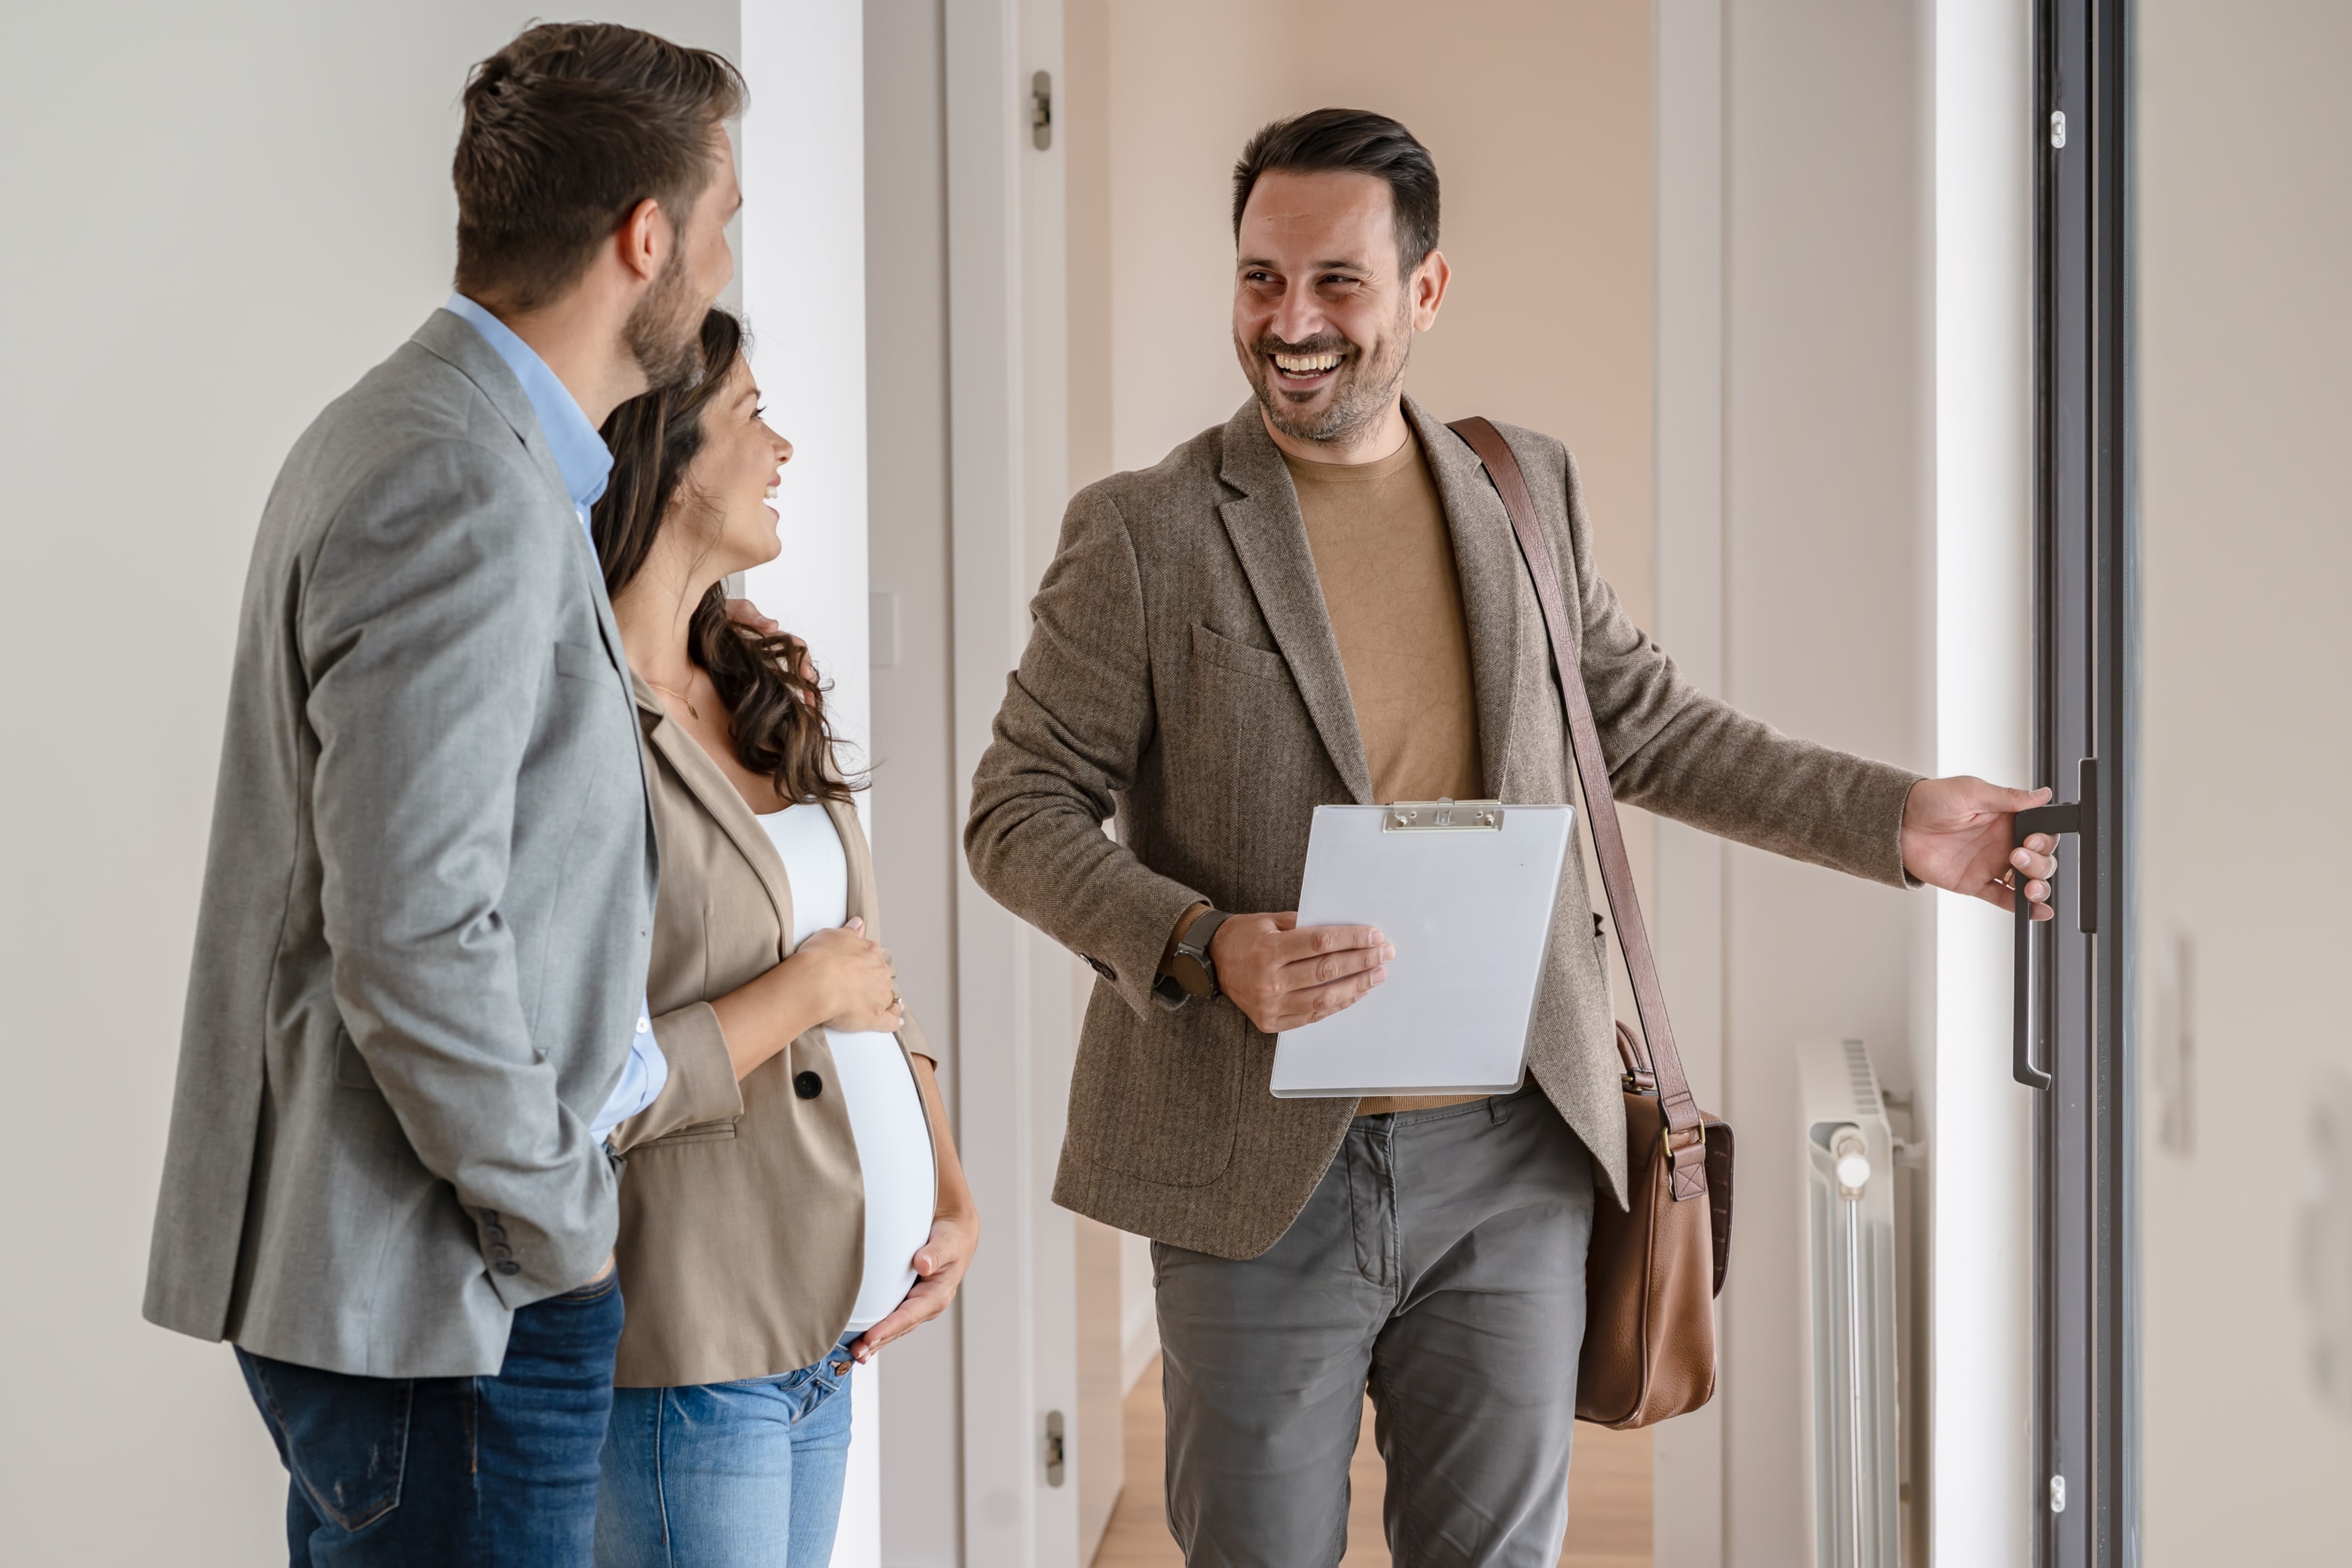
[443,294,613,526]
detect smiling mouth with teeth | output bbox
[1271,351,1344,376]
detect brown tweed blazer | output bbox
[965,398,1919,1259]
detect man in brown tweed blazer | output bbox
[967,109,2056,1567]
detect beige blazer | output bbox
[609,671,938,1387]
[967,399,1920,1260]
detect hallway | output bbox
[1093,1360,1651,1567]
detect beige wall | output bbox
[2135,2,2352,1558]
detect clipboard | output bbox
[1269,799,1575,1098]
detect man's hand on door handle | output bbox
[1900,776,2062,920]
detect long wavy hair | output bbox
[592,308,860,804]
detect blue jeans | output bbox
[595,1334,857,1568]
[235,1272,626,1566]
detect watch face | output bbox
[1171,952,1214,998]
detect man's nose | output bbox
[1270,286,1330,347]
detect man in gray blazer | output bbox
[144,25,743,1563]
[967,109,2059,1566]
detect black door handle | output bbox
[2013,756,2097,1090]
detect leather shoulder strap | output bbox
[1447,417,1708,1197]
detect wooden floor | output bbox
[1093,1359,1651,1568]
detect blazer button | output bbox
[793,1071,824,1100]
[494,1259,520,1276]
[1082,954,1116,982]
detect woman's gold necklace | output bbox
[648,672,702,720]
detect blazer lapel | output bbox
[412,309,574,520]
[413,309,635,692]
[1214,403,1376,804]
[1410,399,1528,801]
[634,675,798,955]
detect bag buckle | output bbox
[1663,1123,1710,1200]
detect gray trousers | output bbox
[1153,1086,1596,1568]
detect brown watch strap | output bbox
[1447,417,1708,1199]
[1159,901,1212,977]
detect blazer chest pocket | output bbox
[642,1119,739,1148]
[1188,621,1288,683]
[552,639,616,684]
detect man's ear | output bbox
[618,196,670,285]
[1411,249,1452,332]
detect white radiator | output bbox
[1800,1038,1904,1568]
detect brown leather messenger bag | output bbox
[1449,417,1735,1429]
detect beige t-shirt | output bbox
[1284,434,1485,806]
[1284,433,1487,1115]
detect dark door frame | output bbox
[2030,0,2136,1562]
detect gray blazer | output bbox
[967,399,1919,1259]
[144,310,658,1378]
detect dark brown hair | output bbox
[592,309,860,806]
[454,23,745,310]
[1232,108,1441,271]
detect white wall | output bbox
[1723,1,1932,1557]
[1926,1,2034,1561]
[743,0,870,793]
[0,4,738,1561]
[1652,4,1964,1563]
[862,4,969,1561]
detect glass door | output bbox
[2130,1,2352,1560]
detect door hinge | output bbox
[1044,1409,1066,1486]
[2050,109,2067,149]
[1031,70,1053,150]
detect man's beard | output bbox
[1238,306,1412,448]
[624,242,705,390]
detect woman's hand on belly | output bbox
[709,916,905,1080]
[847,1053,979,1364]
[846,1201,976,1363]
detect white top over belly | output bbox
[759,803,936,1334]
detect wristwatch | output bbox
[1152,907,1233,1010]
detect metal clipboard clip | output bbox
[1382,799,1505,833]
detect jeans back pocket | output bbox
[238,1350,412,1532]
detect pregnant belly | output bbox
[824,1029,937,1332]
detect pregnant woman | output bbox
[588,307,977,1567]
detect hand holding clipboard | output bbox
[1268,800,1574,1099]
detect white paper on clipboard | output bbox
[1270,800,1574,1098]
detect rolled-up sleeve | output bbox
[610,1001,746,1151]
